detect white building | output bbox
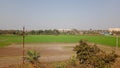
[108,28,120,32]
[57,29,72,32]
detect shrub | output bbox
[74,40,118,68]
[25,50,40,68]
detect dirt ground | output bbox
[0,43,120,68]
[0,43,76,68]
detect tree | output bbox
[53,29,60,35]
[30,30,36,35]
[74,40,118,68]
[38,30,44,34]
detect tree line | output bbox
[0,29,79,35]
[0,29,120,36]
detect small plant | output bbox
[25,50,40,68]
[54,62,66,68]
[69,55,77,66]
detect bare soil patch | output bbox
[0,43,76,67]
[0,43,120,68]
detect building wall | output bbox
[108,28,120,32]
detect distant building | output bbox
[57,29,72,32]
[108,28,120,32]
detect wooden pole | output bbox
[23,26,25,64]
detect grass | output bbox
[0,35,22,47]
[0,35,120,47]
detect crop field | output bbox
[0,35,120,47]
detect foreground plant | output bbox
[54,62,66,68]
[69,55,77,66]
[25,50,40,68]
[74,40,118,68]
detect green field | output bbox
[0,35,120,47]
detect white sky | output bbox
[0,0,120,30]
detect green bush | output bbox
[25,50,40,68]
[74,40,118,68]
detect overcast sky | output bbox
[0,0,120,30]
